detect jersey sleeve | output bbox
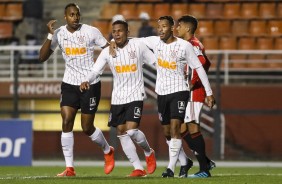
[86,48,108,83]
[185,42,202,69]
[139,41,157,66]
[138,36,158,52]
[50,29,59,51]
[93,27,108,48]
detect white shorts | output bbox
[184,101,203,124]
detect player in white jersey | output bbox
[80,20,157,177]
[138,16,215,177]
[39,3,114,177]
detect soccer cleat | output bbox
[57,167,76,177]
[127,169,147,177]
[162,168,174,178]
[145,148,157,174]
[179,158,193,178]
[104,146,115,174]
[188,170,211,178]
[207,160,216,170]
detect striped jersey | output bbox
[86,38,156,105]
[50,24,108,85]
[140,36,204,95]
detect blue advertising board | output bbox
[0,120,32,166]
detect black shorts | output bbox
[60,82,101,114]
[108,101,143,127]
[157,91,189,125]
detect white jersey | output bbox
[50,24,108,85]
[86,38,156,105]
[140,36,212,96]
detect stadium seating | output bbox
[249,20,267,36]
[259,3,276,18]
[196,20,214,36]
[188,4,206,19]
[219,36,237,50]
[4,3,23,21]
[152,3,170,20]
[92,20,110,39]
[268,20,282,36]
[241,3,259,18]
[171,4,188,20]
[0,21,13,39]
[100,3,119,19]
[119,3,137,19]
[206,3,223,19]
[232,20,249,36]
[214,20,231,36]
[223,3,240,19]
[137,4,154,19]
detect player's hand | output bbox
[109,40,117,58]
[47,20,57,34]
[206,95,216,108]
[80,82,90,92]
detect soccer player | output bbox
[176,15,216,178]
[39,3,114,176]
[80,20,157,177]
[137,16,215,177]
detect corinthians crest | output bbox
[169,50,177,59]
[128,50,136,59]
[77,36,85,44]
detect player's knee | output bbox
[126,129,138,137]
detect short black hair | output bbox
[178,15,198,34]
[158,16,174,26]
[64,3,80,14]
[112,20,129,31]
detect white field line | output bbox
[32,160,282,167]
[1,173,282,180]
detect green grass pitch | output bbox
[0,166,281,184]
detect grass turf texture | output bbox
[0,166,281,184]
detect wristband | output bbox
[47,33,53,40]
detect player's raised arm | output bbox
[39,20,57,62]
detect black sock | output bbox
[190,132,208,172]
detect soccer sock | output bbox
[166,139,187,166]
[190,132,208,171]
[118,134,144,170]
[168,138,182,172]
[61,131,74,168]
[89,127,110,154]
[127,129,151,156]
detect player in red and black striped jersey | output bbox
[176,15,215,178]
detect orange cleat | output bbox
[104,146,115,174]
[57,167,76,177]
[145,148,157,174]
[127,169,147,177]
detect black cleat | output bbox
[207,160,216,171]
[162,168,174,178]
[179,158,193,178]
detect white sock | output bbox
[89,128,110,154]
[178,147,188,166]
[61,131,74,167]
[168,138,182,172]
[118,134,144,170]
[127,129,151,156]
[166,139,187,166]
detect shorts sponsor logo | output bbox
[178,101,186,111]
[133,107,141,118]
[90,97,96,107]
[108,113,112,122]
[158,113,163,121]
